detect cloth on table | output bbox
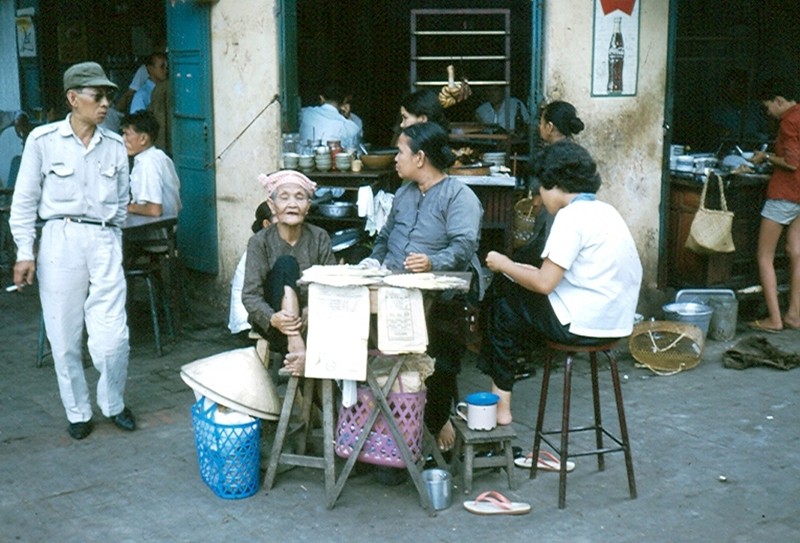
[365,190,393,236]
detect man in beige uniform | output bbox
[10,62,134,440]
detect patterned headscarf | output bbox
[258,170,317,197]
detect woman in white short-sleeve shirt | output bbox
[478,140,642,426]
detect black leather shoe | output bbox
[68,420,93,440]
[110,407,136,431]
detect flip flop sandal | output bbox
[513,450,576,472]
[463,490,531,516]
[747,320,781,334]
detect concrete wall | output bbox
[210,0,282,289]
[543,0,668,305]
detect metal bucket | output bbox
[662,302,713,338]
[708,297,738,342]
[421,468,452,510]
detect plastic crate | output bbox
[191,399,261,499]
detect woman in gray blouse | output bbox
[368,122,483,452]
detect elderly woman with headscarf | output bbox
[242,170,336,375]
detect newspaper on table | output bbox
[304,283,371,380]
[376,286,428,354]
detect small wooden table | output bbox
[266,271,471,515]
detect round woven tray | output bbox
[628,320,705,375]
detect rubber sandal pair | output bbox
[513,450,576,472]
[463,490,531,516]
[747,320,781,334]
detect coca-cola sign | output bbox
[592,0,640,97]
[600,0,637,16]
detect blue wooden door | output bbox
[167,0,217,274]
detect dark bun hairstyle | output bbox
[541,101,584,138]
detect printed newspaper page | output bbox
[305,283,370,380]
[376,287,428,354]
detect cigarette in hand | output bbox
[5,285,18,292]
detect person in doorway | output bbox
[524,100,587,251]
[241,170,336,376]
[537,100,585,144]
[130,52,169,114]
[148,79,173,155]
[748,77,800,333]
[390,89,450,147]
[122,110,181,218]
[363,122,483,452]
[229,202,275,336]
[298,82,361,150]
[475,85,529,133]
[339,92,363,138]
[9,61,134,440]
[400,89,450,131]
[478,140,642,427]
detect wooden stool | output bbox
[531,339,637,509]
[263,370,336,500]
[125,262,174,356]
[452,417,517,494]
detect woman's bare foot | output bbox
[748,318,783,333]
[436,420,456,452]
[783,314,800,330]
[284,351,306,376]
[492,383,513,425]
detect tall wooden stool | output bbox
[452,417,517,494]
[125,261,174,356]
[530,339,636,509]
[263,370,336,500]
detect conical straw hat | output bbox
[180,347,280,420]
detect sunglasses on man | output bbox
[74,88,116,103]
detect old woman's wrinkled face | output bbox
[269,182,311,226]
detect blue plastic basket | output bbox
[191,399,261,499]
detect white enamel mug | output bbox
[456,392,499,431]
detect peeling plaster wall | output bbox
[544,0,668,299]
[211,0,281,289]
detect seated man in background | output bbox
[130,52,168,114]
[475,85,529,133]
[298,82,362,150]
[122,110,181,218]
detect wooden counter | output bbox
[667,173,786,288]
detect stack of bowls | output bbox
[298,154,315,173]
[334,152,352,172]
[282,152,300,170]
[315,153,332,172]
[482,151,507,167]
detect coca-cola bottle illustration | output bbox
[607,17,624,94]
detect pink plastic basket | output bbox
[335,383,426,468]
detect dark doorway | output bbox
[296,0,532,148]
